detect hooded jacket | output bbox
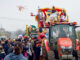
[4,53,28,60]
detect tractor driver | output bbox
[63,27,69,37]
[53,27,60,40]
[58,27,67,38]
[63,27,73,38]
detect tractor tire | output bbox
[72,50,78,60]
[42,43,47,60]
[78,55,80,60]
[47,51,55,60]
[73,57,76,60]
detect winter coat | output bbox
[4,53,28,60]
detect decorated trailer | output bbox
[26,25,37,38]
[35,7,68,28]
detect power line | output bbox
[0,17,34,21]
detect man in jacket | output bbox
[4,41,28,60]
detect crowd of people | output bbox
[0,33,44,60]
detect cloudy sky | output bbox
[0,0,80,31]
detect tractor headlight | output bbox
[68,46,72,49]
[61,46,72,49]
[61,46,66,49]
[61,46,66,52]
[67,46,72,52]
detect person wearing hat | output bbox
[24,36,29,42]
[60,9,68,22]
[4,41,28,60]
[49,6,59,23]
[17,35,23,42]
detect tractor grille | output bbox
[62,49,72,54]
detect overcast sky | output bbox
[0,0,80,31]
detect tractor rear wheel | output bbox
[47,51,55,60]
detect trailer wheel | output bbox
[47,51,55,60]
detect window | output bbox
[51,24,76,41]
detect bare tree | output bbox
[14,29,24,36]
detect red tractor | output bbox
[43,22,80,60]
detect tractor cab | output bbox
[49,23,76,42]
[48,22,77,59]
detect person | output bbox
[0,45,5,60]
[37,9,46,27]
[63,27,72,38]
[27,40,32,60]
[22,40,29,59]
[58,28,67,38]
[53,31,58,39]
[60,10,68,22]
[33,37,41,60]
[49,7,59,23]
[45,10,52,22]
[7,42,13,54]
[17,35,23,42]
[2,40,9,55]
[24,36,28,42]
[4,41,28,60]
